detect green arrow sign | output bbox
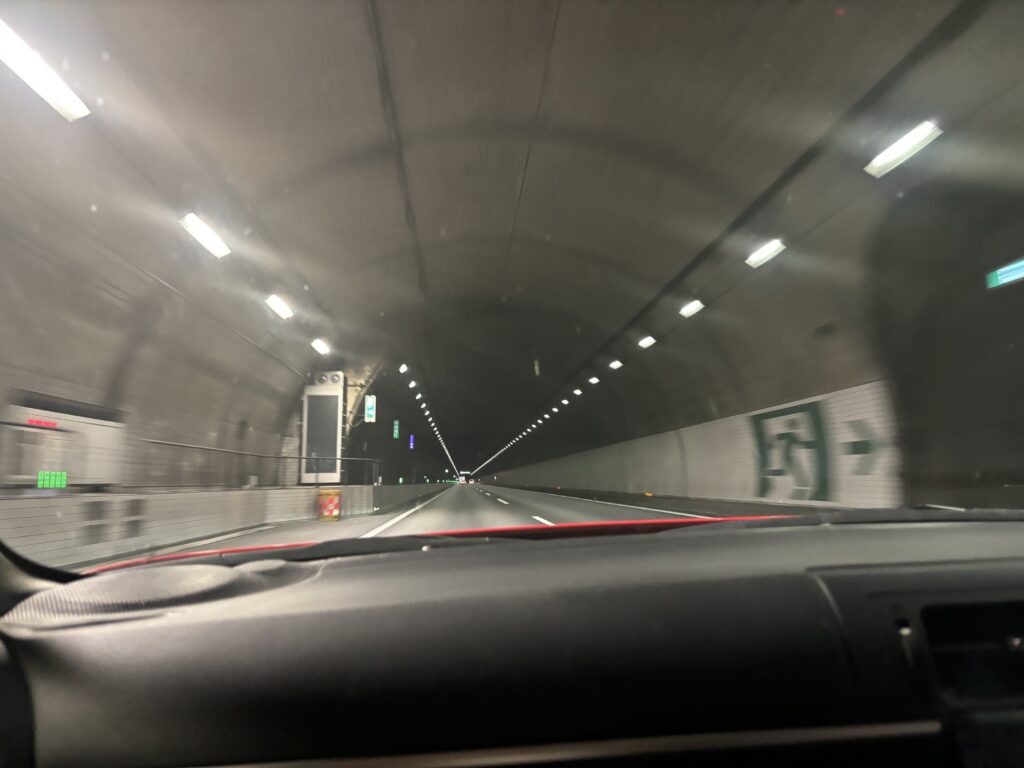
[842,420,876,475]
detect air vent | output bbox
[923,602,1024,700]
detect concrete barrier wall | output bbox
[495,381,901,508]
[0,486,319,569]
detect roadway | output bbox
[173,484,715,553]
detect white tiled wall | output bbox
[497,380,902,508]
[0,486,319,569]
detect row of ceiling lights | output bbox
[0,18,334,361]
[473,119,943,476]
[398,363,459,474]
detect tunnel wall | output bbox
[494,381,900,508]
[0,487,319,569]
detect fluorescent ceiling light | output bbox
[408,381,417,388]
[420,403,426,409]
[265,294,293,319]
[399,363,408,374]
[638,336,656,349]
[0,18,90,121]
[310,339,330,355]
[179,213,230,258]
[864,120,942,178]
[415,393,422,399]
[551,407,559,413]
[561,399,569,405]
[680,299,704,318]
[745,239,785,268]
[588,376,600,384]
[544,414,551,420]
[424,410,430,416]
[573,389,582,396]
[608,360,623,370]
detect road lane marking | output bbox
[531,516,555,526]
[159,526,276,553]
[360,488,453,538]
[493,487,713,519]
[497,498,509,505]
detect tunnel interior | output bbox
[0,0,1020,509]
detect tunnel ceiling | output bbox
[2,0,1017,471]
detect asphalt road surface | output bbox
[173,484,716,553]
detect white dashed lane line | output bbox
[531,516,555,526]
[496,498,509,505]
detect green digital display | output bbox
[393,419,400,439]
[987,258,1024,289]
[37,471,68,489]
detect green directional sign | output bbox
[987,258,1024,289]
[392,419,400,439]
[842,419,876,475]
[364,395,377,423]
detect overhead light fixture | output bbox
[544,414,551,420]
[561,399,569,405]
[420,403,426,409]
[179,213,231,258]
[310,339,330,355]
[424,410,430,416]
[588,376,600,384]
[864,120,942,178]
[265,294,293,319]
[0,18,90,121]
[608,360,623,370]
[415,393,422,400]
[638,336,656,349]
[551,407,559,413]
[745,239,785,268]
[399,363,408,374]
[679,299,704,318]
[573,389,582,396]
[409,381,417,389]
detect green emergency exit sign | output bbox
[393,419,400,439]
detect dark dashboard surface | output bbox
[4,521,1024,768]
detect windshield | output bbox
[0,0,1015,572]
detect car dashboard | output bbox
[3,520,1024,767]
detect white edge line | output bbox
[496,498,509,505]
[360,488,453,538]
[151,525,276,554]
[531,515,555,526]
[487,486,713,518]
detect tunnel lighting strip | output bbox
[179,213,231,258]
[864,120,942,178]
[265,294,294,319]
[398,364,460,475]
[679,299,704,318]
[0,17,91,121]
[745,239,785,268]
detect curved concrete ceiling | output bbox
[0,0,1016,473]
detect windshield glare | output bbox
[0,1,1016,572]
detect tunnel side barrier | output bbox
[0,487,320,569]
[494,381,901,508]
